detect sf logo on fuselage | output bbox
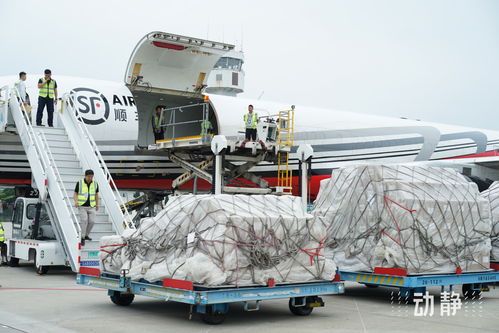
[70,87,110,125]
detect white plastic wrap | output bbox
[480,181,499,261]
[100,194,336,286]
[311,165,491,274]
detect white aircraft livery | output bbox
[1,31,499,197]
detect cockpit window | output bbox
[214,57,243,71]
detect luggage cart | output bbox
[77,270,344,325]
[337,266,499,299]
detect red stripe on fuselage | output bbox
[444,150,499,160]
[1,175,332,198]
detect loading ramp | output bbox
[149,101,295,194]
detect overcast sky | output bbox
[1,0,498,130]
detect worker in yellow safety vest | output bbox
[152,105,164,141]
[240,104,266,149]
[73,170,99,246]
[0,222,5,265]
[36,69,58,127]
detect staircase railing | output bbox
[0,85,8,132]
[59,93,134,232]
[8,87,82,271]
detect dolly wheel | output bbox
[110,292,135,306]
[289,298,314,316]
[201,307,226,325]
[462,284,482,299]
[364,283,379,288]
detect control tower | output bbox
[205,50,244,96]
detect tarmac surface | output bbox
[0,262,498,333]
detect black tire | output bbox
[36,265,49,275]
[33,254,48,275]
[289,298,314,316]
[364,283,379,288]
[110,292,135,306]
[462,284,482,299]
[7,256,19,267]
[200,307,226,325]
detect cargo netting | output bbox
[100,194,336,286]
[311,165,491,274]
[480,181,499,261]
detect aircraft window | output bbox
[214,57,228,69]
[227,58,242,71]
[216,74,223,81]
[214,57,243,70]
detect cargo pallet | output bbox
[337,266,499,298]
[77,271,344,325]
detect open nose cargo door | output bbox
[125,31,235,96]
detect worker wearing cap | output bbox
[36,69,58,127]
[152,106,164,141]
[73,170,99,245]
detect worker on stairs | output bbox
[240,104,266,150]
[73,170,99,246]
[36,69,58,127]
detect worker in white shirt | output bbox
[15,72,29,104]
[14,72,31,115]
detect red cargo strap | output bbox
[300,237,326,265]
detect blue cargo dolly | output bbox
[77,273,344,324]
[338,269,499,298]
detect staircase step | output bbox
[52,153,77,161]
[58,168,84,176]
[87,231,116,241]
[48,147,75,155]
[45,140,72,148]
[89,223,114,232]
[60,175,80,183]
[44,133,69,141]
[51,160,81,168]
[34,127,66,135]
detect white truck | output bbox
[5,197,70,274]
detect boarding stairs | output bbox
[7,86,134,271]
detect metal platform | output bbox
[77,273,344,324]
[338,268,499,297]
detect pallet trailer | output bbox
[337,266,499,298]
[77,270,344,325]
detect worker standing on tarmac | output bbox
[152,105,164,141]
[36,69,58,127]
[0,222,5,265]
[73,170,99,246]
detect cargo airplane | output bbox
[1,31,499,198]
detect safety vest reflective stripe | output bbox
[0,223,4,242]
[244,113,258,129]
[39,79,55,98]
[77,179,97,207]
